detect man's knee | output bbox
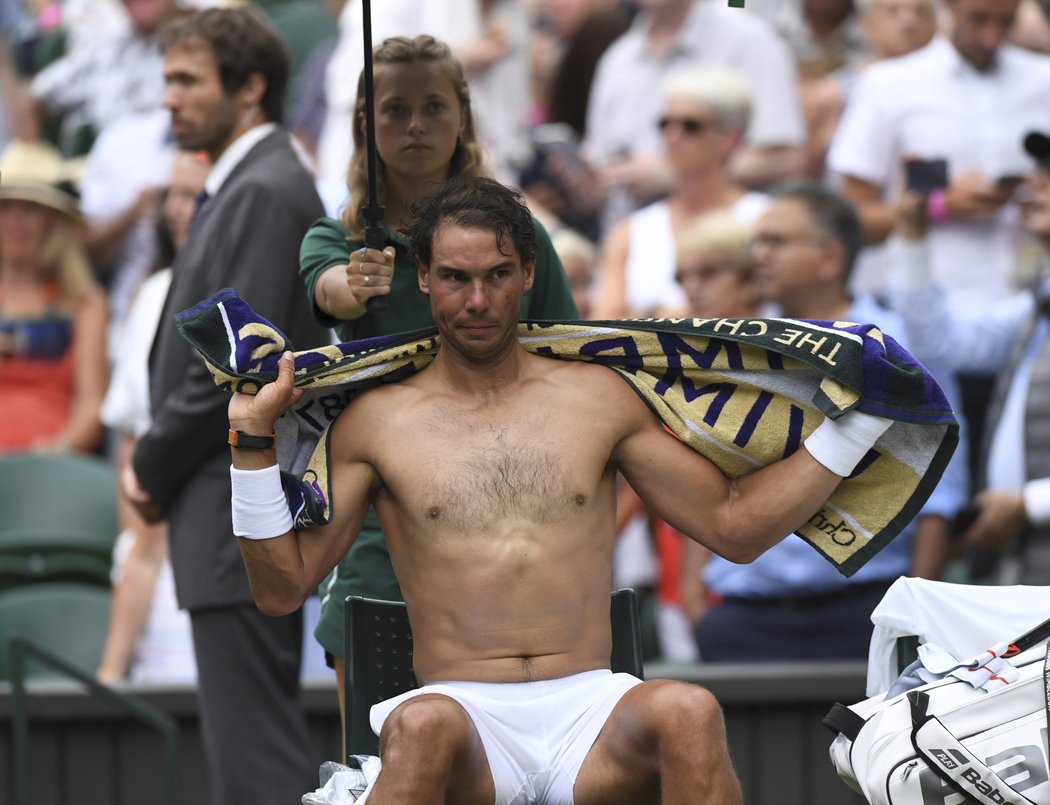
[647,681,728,744]
[379,694,476,759]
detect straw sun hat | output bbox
[0,139,82,220]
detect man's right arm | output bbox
[228,352,374,615]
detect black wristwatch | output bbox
[228,429,276,449]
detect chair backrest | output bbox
[0,582,113,680]
[344,588,645,759]
[0,453,118,588]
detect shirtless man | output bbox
[227,177,892,804]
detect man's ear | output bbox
[239,72,266,110]
[523,260,536,292]
[417,257,430,294]
[819,239,846,284]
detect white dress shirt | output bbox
[829,37,1050,312]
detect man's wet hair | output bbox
[161,7,290,124]
[405,176,538,269]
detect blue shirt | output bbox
[703,295,968,598]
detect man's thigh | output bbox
[572,682,665,805]
[573,679,735,805]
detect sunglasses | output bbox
[657,116,710,135]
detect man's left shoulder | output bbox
[537,355,633,398]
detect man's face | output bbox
[1021,169,1050,239]
[418,223,535,365]
[948,0,1021,70]
[750,199,830,308]
[162,41,241,158]
[864,0,937,59]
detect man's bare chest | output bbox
[377,402,605,530]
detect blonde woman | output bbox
[0,140,107,453]
[298,35,578,724]
[594,65,770,319]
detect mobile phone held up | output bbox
[904,158,948,194]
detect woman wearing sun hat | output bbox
[0,139,108,453]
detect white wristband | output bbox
[230,464,294,540]
[804,409,893,477]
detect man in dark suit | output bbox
[122,8,329,804]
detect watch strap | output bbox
[228,429,276,449]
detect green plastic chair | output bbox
[0,582,112,680]
[344,588,645,758]
[0,452,118,588]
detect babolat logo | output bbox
[919,727,1049,803]
[960,768,1008,803]
[930,748,967,770]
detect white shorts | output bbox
[369,669,642,804]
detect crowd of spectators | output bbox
[3,0,1050,791]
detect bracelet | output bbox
[229,429,276,449]
[804,409,893,477]
[230,464,293,540]
[926,190,948,224]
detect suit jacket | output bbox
[134,129,329,610]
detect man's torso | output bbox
[341,355,644,684]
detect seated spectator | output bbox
[673,211,762,318]
[0,138,107,454]
[96,149,208,685]
[684,182,965,661]
[585,0,805,229]
[593,65,770,318]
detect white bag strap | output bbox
[907,689,1038,805]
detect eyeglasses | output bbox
[674,263,737,284]
[657,116,711,136]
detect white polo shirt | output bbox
[829,36,1050,312]
[584,1,805,167]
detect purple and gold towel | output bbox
[178,288,958,577]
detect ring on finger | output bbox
[363,274,370,285]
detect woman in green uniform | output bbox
[298,35,579,725]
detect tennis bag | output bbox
[824,643,1050,805]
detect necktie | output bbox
[192,189,210,221]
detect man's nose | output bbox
[465,279,489,310]
[162,84,178,109]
